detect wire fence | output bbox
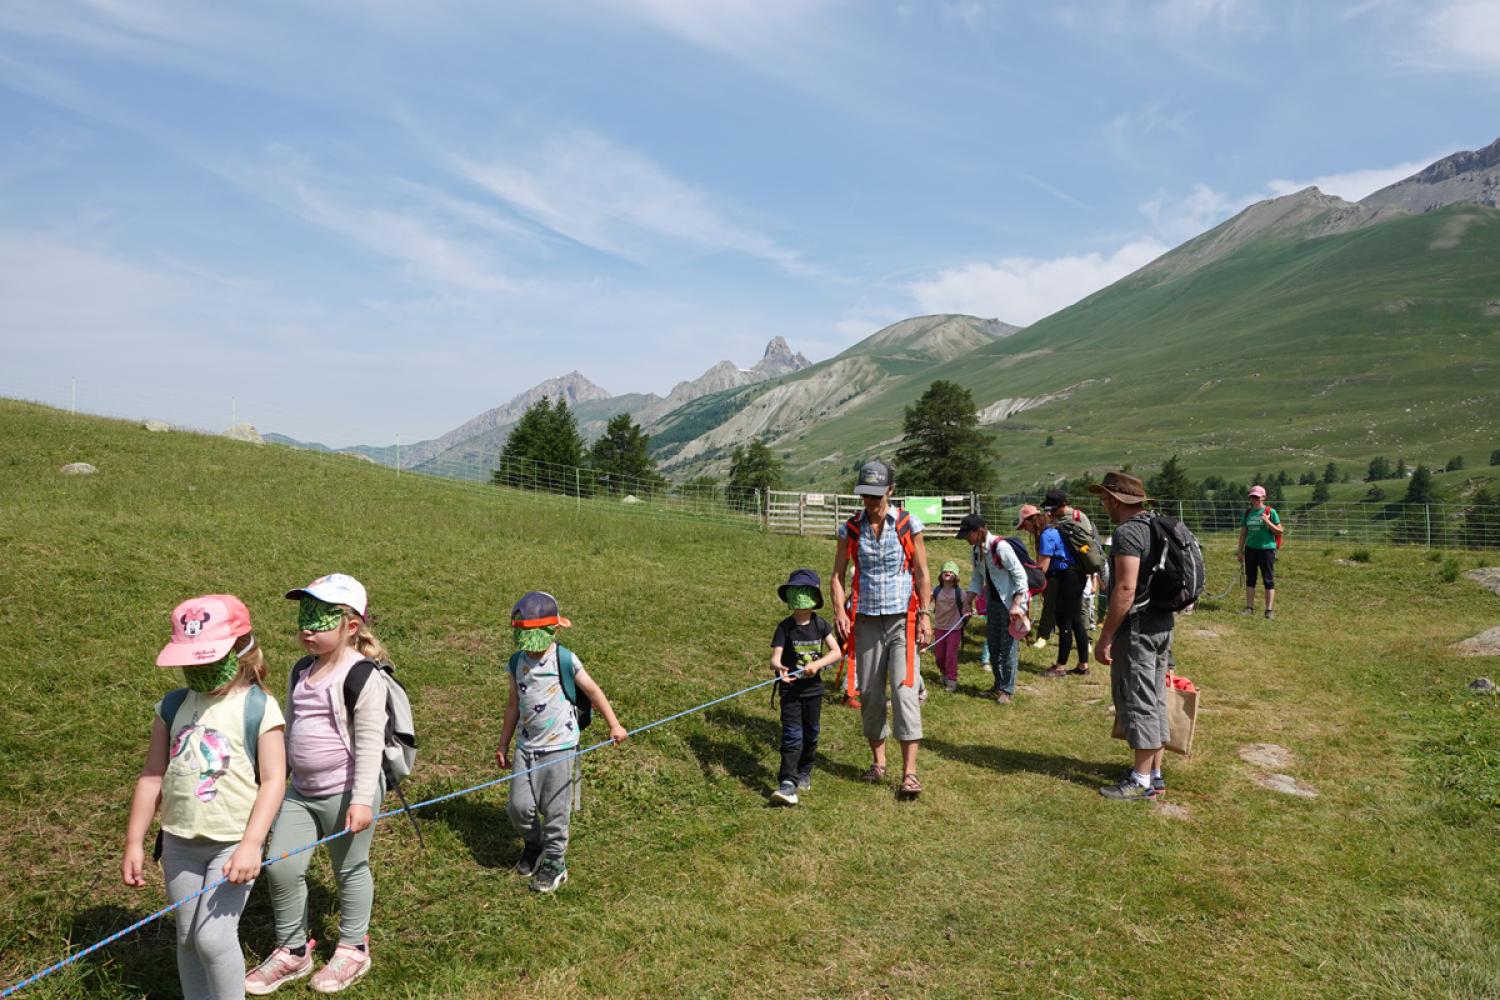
[4,368,1498,549]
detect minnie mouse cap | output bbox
[284,573,368,618]
[156,594,252,667]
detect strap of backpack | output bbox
[243,685,266,784]
[159,687,189,734]
[556,646,579,705]
[506,650,524,679]
[343,659,378,734]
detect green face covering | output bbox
[785,586,818,610]
[514,625,557,654]
[184,649,238,693]
[298,596,345,633]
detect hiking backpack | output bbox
[155,684,268,860]
[1134,514,1206,614]
[290,656,423,843]
[1056,510,1107,575]
[993,536,1047,596]
[507,645,593,731]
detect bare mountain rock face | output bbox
[633,338,811,428]
[1361,136,1500,213]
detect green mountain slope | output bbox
[772,200,1500,489]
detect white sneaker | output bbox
[769,781,799,806]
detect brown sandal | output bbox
[1042,666,1068,678]
[897,772,923,799]
[861,764,888,783]
[1068,665,1090,676]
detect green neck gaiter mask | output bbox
[185,649,239,693]
[514,625,557,654]
[299,596,345,633]
[785,586,818,611]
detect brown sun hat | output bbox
[1087,471,1150,505]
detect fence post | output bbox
[1177,499,1184,521]
[575,468,581,514]
[798,493,806,537]
[1425,504,1431,548]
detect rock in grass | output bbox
[142,419,171,432]
[1468,677,1498,694]
[1238,743,1293,770]
[621,494,641,504]
[60,462,97,475]
[1253,772,1318,798]
[223,423,264,444]
[1453,631,1500,658]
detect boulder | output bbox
[60,462,98,476]
[223,423,264,445]
[621,494,642,504]
[1468,677,1498,694]
[142,419,171,432]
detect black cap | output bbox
[1042,489,1067,511]
[777,568,824,609]
[955,513,987,537]
[853,459,893,496]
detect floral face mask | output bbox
[298,596,345,633]
[784,586,819,610]
[184,649,238,693]
[514,625,556,654]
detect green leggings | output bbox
[263,785,380,950]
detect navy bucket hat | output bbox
[777,568,824,609]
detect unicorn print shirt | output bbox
[157,686,285,842]
[515,646,580,754]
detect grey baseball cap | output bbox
[853,459,894,496]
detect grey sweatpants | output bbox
[1110,622,1173,750]
[855,614,923,742]
[508,747,575,860]
[263,784,380,950]
[161,832,254,1000]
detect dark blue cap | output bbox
[777,568,824,609]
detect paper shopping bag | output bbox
[1111,674,1199,756]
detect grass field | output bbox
[3,398,1500,999]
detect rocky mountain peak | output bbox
[752,336,811,378]
[1360,136,1500,212]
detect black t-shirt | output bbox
[772,613,833,695]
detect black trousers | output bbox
[777,687,823,784]
[1053,570,1089,666]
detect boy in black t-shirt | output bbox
[769,569,843,806]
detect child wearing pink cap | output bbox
[123,594,287,1000]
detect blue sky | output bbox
[2,0,1498,447]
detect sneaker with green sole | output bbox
[1099,774,1155,801]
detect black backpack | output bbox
[1133,514,1205,614]
[992,537,1046,596]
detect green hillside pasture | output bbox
[3,399,1499,998]
[777,205,1500,490]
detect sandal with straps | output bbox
[861,763,888,783]
[896,772,923,799]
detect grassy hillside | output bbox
[712,204,1500,492]
[3,399,1500,998]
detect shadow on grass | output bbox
[69,903,177,996]
[424,796,519,871]
[240,871,337,957]
[702,705,870,785]
[922,736,1120,790]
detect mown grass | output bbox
[3,398,1500,999]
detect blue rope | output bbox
[2,673,786,997]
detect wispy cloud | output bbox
[906,239,1170,327]
[449,130,806,273]
[1100,100,1192,170]
[1018,173,1092,212]
[1414,0,1500,73]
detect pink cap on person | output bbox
[157,594,252,667]
[1248,485,1267,498]
[1015,503,1042,528]
[285,573,368,618]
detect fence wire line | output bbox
[2,672,791,998]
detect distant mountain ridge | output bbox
[1361,136,1500,212]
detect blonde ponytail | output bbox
[337,605,391,664]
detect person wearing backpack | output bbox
[247,574,391,994]
[124,594,287,1000]
[1039,490,1104,677]
[1089,473,1177,802]
[1238,484,1283,620]
[496,591,629,892]
[957,513,1031,705]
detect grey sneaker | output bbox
[943,679,957,693]
[795,772,812,792]
[530,858,569,893]
[514,844,542,878]
[1240,607,1254,615]
[769,780,799,806]
[1264,609,1275,620]
[1100,774,1155,800]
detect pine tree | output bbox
[1446,454,1465,472]
[1268,479,1286,504]
[1323,462,1338,484]
[587,413,662,494]
[894,380,995,493]
[1402,465,1435,505]
[728,441,784,499]
[1311,479,1331,503]
[1366,456,1391,482]
[1466,488,1499,549]
[1147,454,1195,501]
[1491,449,1500,467]
[493,397,587,495]
[1394,458,1408,479]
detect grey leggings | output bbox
[263,786,379,950]
[161,833,254,1000]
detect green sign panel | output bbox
[903,496,944,524]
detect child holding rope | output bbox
[930,561,967,693]
[123,594,287,1000]
[246,574,390,995]
[768,570,842,807]
[496,591,628,893]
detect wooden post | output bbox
[799,493,806,536]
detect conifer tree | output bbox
[894,380,995,493]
